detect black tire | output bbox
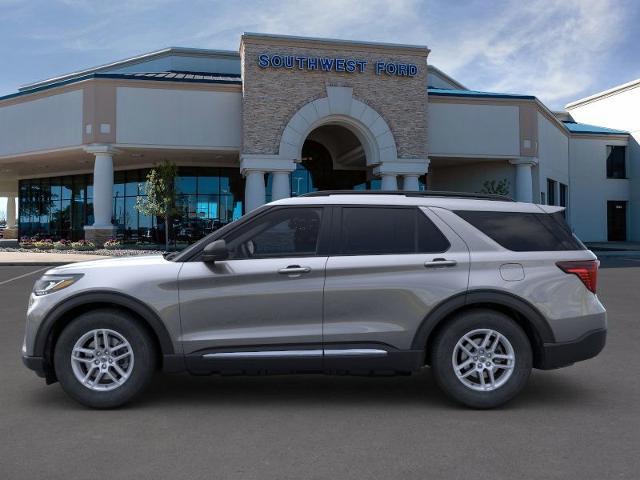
[53,309,157,409]
[430,308,532,409]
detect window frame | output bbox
[331,205,450,257]
[606,145,627,179]
[200,205,332,261]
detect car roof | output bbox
[268,192,563,214]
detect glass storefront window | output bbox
[18,166,244,246]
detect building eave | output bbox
[19,47,240,93]
[1,73,242,105]
[565,78,640,109]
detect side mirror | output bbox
[202,239,228,263]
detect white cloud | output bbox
[424,0,631,107]
[3,0,634,108]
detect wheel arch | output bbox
[35,291,179,381]
[413,290,555,369]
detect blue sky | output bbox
[1,0,639,110]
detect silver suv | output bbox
[22,192,606,409]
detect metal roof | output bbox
[562,121,628,135]
[0,71,241,103]
[428,87,535,100]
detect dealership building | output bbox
[0,33,636,246]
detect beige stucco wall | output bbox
[240,35,429,160]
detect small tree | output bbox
[480,178,510,197]
[136,161,178,250]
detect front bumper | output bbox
[538,328,607,369]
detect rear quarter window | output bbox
[454,210,585,252]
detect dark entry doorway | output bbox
[607,201,627,241]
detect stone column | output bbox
[374,159,429,193]
[509,158,538,203]
[380,174,398,191]
[271,171,291,201]
[6,195,16,229]
[244,170,266,213]
[402,174,420,191]
[84,145,117,245]
[2,195,18,240]
[240,154,296,213]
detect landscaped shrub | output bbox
[19,236,35,249]
[70,240,96,251]
[33,239,54,250]
[53,239,72,250]
[103,238,122,250]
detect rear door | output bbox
[322,205,470,361]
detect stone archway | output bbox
[278,86,398,166]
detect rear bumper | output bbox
[538,328,606,370]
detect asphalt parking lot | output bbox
[1,260,639,479]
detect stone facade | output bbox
[240,34,429,161]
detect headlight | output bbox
[33,274,83,296]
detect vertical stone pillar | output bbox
[380,174,398,191]
[402,175,420,191]
[2,194,18,240]
[271,171,291,201]
[84,145,117,245]
[244,170,266,213]
[509,158,538,203]
[6,195,16,229]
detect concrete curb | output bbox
[0,262,83,266]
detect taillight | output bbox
[556,260,599,294]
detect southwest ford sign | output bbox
[257,53,418,77]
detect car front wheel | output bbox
[430,309,532,409]
[53,309,157,408]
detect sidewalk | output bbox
[0,251,111,266]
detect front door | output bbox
[178,206,330,373]
[322,206,470,370]
[607,201,627,241]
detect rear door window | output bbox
[338,207,450,255]
[454,210,585,251]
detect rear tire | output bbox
[53,309,157,409]
[430,309,532,409]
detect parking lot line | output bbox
[0,267,49,287]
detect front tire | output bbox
[430,309,532,409]
[53,309,157,409]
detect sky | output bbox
[0,0,639,217]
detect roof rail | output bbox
[300,190,514,202]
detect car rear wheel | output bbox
[430,309,532,409]
[53,309,156,409]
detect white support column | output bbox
[6,195,16,229]
[509,157,538,203]
[380,174,398,191]
[244,170,266,212]
[374,159,429,193]
[241,154,296,212]
[84,145,117,245]
[271,171,291,201]
[402,174,420,192]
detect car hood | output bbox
[46,255,171,274]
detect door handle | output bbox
[278,265,312,275]
[424,258,457,268]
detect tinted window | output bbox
[418,211,451,253]
[455,210,585,251]
[606,146,626,179]
[339,207,449,255]
[226,207,323,259]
